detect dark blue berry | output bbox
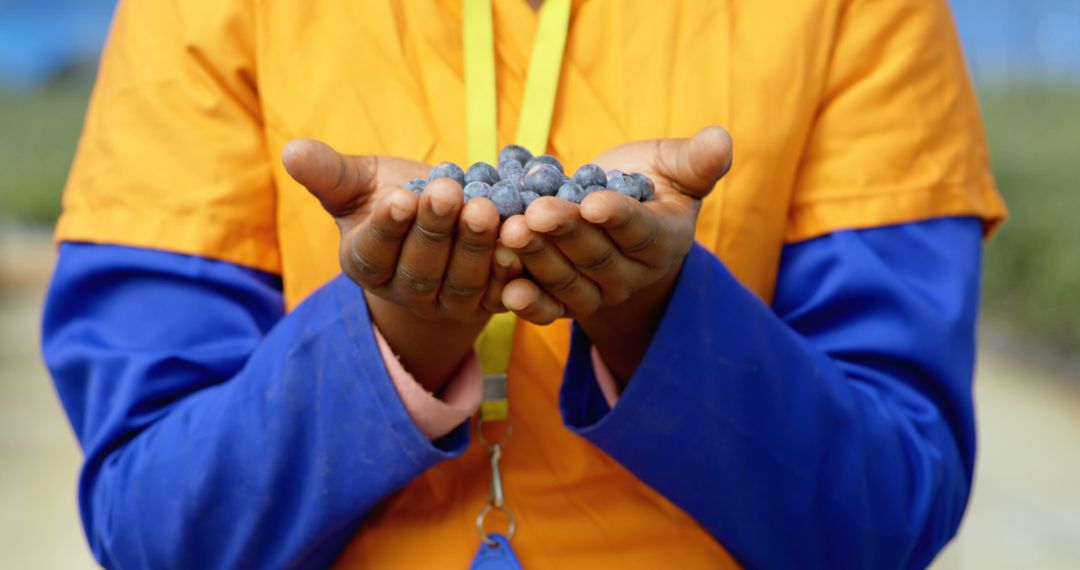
[584,184,606,196]
[525,154,564,174]
[497,159,526,183]
[556,182,586,204]
[463,181,491,202]
[428,161,466,187]
[498,145,533,167]
[405,178,427,195]
[465,162,501,186]
[520,190,541,209]
[606,169,625,184]
[630,173,656,201]
[608,173,642,200]
[490,180,525,221]
[573,164,606,189]
[523,164,564,197]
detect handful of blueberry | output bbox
[404,145,656,221]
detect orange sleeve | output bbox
[56,0,279,273]
[786,0,1007,243]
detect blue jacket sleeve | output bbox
[42,243,469,569]
[560,216,983,569]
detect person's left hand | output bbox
[498,126,733,323]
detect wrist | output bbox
[364,291,487,394]
[577,261,682,382]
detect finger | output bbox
[654,126,733,199]
[525,197,641,305]
[439,198,501,315]
[579,191,676,267]
[282,139,379,218]
[482,245,523,314]
[392,178,463,301]
[502,278,566,326]
[500,215,602,317]
[340,187,419,288]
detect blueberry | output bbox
[463,181,491,202]
[556,182,586,204]
[573,164,607,189]
[405,178,427,195]
[465,162,501,186]
[524,154,564,174]
[520,190,541,209]
[606,169,625,184]
[499,144,533,167]
[428,161,466,187]
[608,172,642,200]
[630,173,655,201]
[490,180,525,220]
[523,163,564,197]
[497,159,526,183]
[584,184,606,196]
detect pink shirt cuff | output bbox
[591,346,621,407]
[372,325,483,440]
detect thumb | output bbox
[655,126,733,199]
[282,138,378,217]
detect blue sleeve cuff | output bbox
[556,217,982,568]
[329,273,471,457]
[559,242,733,449]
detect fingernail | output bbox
[465,217,486,234]
[495,248,516,268]
[430,196,454,217]
[504,293,527,311]
[390,203,411,222]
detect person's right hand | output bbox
[282,139,520,325]
[282,139,527,393]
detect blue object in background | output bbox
[0,0,115,90]
[1,0,1077,90]
[950,0,1080,83]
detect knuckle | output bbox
[623,224,660,255]
[411,221,453,247]
[343,248,389,284]
[368,222,405,245]
[540,270,580,295]
[440,282,484,300]
[455,234,493,258]
[515,236,549,259]
[605,207,637,232]
[395,266,440,295]
[578,246,618,274]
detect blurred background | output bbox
[1,0,1077,567]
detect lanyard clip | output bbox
[488,443,504,507]
[476,427,516,544]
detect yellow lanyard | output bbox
[464,0,570,550]
[467,0,571,407]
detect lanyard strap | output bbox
[463,0,498,164]
[515,0,572,153]
[464,1,570,549]
[466,0,571,391]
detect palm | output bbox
[349,156,429,221]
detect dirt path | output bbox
[1,231,1077,568]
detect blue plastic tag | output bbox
[468,534,523,570]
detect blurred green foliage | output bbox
[0,66,94,223]
[978,84,1080,356]
[1,71,1078,353]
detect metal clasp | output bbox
[476,423,516,545]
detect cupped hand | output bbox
[282,139,519,325]
[499,126,733,323]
